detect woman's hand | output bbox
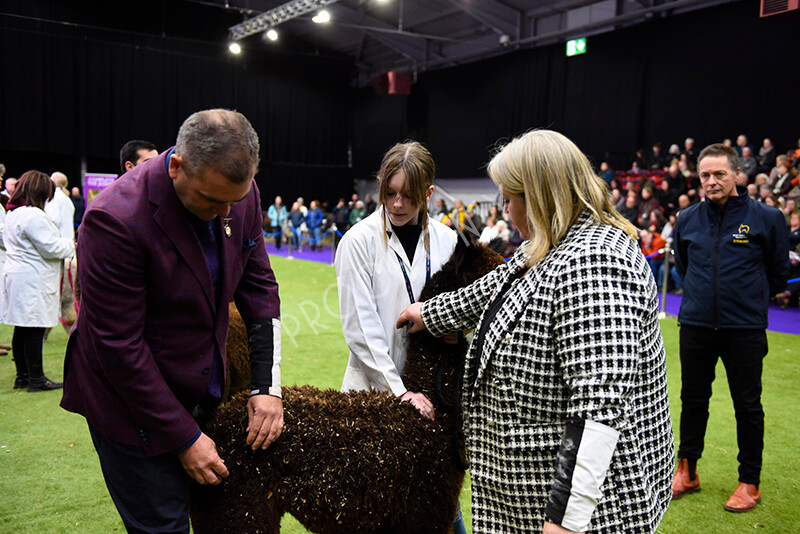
[543,521,583,534]
[396,302,425,333]
[400,391,435,420]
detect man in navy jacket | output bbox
[671,143,789,513]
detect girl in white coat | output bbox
[335,141,465,531]
[2,171,74,391]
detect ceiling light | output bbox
[312,10,331,24]
[229,0,339,40]
[266,29,279,41]
[228,42,242,54]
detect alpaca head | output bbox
[402,243,505,409]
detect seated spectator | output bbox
[464,204,484,242]
[668,144,681,163]
[677,194,691,212]
[789,210,800,250]
[634,149,647,169]
[734,134,755,157]
[679,152,697,175]
[682,137,697,166]
[754,173,769,188]
[661,213,677,242]
[788,174,800,202]
[736,170,749,187]
[757,138,776,173]
[758,184,773,203]
[782,199,797,225]
[639,228,666,282]
[772,164,793,197]
[432,198,449,221]
[648,143,666,170]
[486,220,513,256]
[618,190,639,226]
[478,216,499,244]
[747,183,758,200]
[610,187,622,209]
[486,204,503,224]
[637,184,661,228]
[599,161,614,186]
[665,164,687,197]
[740,147,757,182]
[648,209,667,234]
[773,211,800,310]
[443,199,466,231]
[696,186,707,204]
[768,155,789,188]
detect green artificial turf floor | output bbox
[1,255,797,533]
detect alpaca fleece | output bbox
[190,244,505,533]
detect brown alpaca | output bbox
[190,244,505,534]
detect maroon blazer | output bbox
[61,150,280,456]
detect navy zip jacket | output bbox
[673,186,790,329]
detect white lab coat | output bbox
[0,206,6,275]
[1,206,74,327]
[44,187,75,240]
[336,206,457,395]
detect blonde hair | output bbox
[377,141,435,251]
[487,130,639,266]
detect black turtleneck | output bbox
[390,219,422,264]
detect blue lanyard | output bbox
[394,233,430,305]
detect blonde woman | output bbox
[335,141,465,532]
[399,130,673,533]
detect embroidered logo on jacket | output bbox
[732,224,750,244]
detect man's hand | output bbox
[400,391,435,420]
[543,521,583,534]
[246,394,283,450]
[396,302,425,333]
[178,433,229,485]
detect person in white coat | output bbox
[44,172,77,334]
[2,171,74,391]
[44,172,75,241]
[334,140,464,533]
[0,203,10,356]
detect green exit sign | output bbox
[566,38,587,57]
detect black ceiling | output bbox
[2,0,738,85]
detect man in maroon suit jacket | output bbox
[61,109,283,532]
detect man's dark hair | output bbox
[698,143,739,172]
[119,140,157,173]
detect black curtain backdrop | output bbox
[1,0,798,204]
[0,0,353,207]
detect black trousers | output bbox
[677,324,767,485]
[272,225,282,249]
[89,424,190,534]
[12,326,44,377]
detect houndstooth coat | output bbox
[421,212,673,533]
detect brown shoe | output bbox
[672,458,700,499]
[724,482,761,512]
